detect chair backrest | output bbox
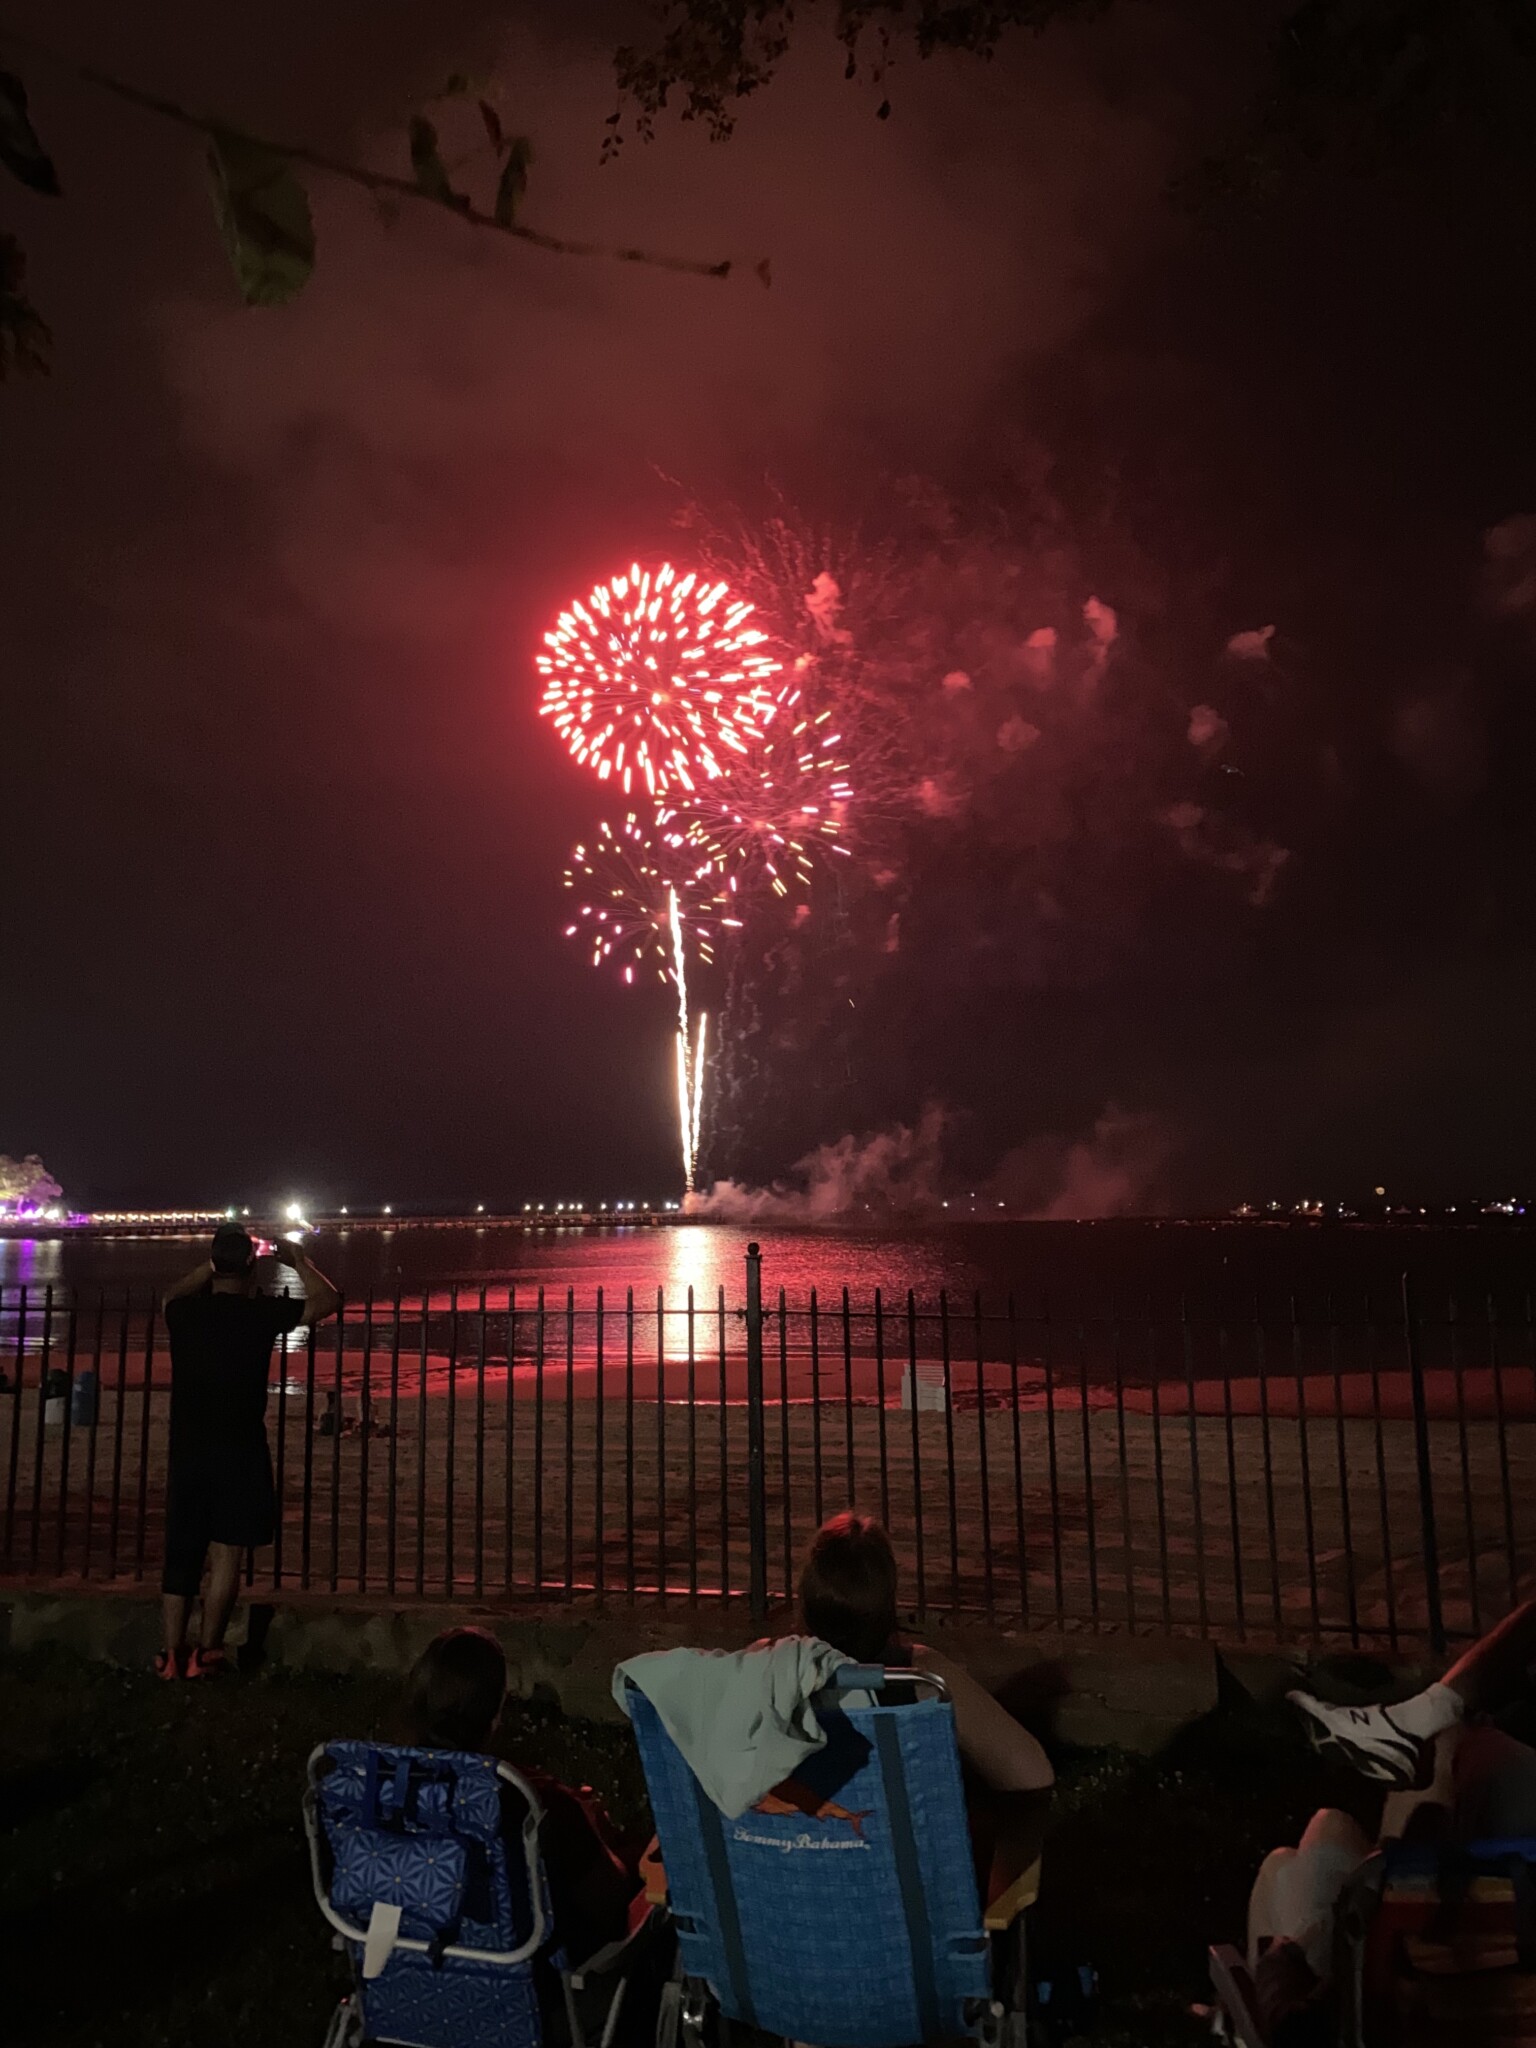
[1341,1837,1536,2047]
[305,1741,552,2048]
[626,1666,991,2048]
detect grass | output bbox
[1,1639,1377,2047]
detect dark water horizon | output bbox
[3,1216,1535,1322]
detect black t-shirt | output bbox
[164,1289,307,1456]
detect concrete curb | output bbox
[0,1580,1424,1753]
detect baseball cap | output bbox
[210,1222,256,1274]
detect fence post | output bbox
[745,1242,768,1623]
[1401,1273,1446,1658]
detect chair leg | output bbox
[656,1975,682,2048]
[680,1976,711,2048]
[562,1973,587,2048]
[1000,1918,1032,2047]
[597,1974,629,2048]
[320,1998,363,2048]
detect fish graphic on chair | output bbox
[752,1776,875,1838]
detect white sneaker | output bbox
[1286,1690,1435,1788]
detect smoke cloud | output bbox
[989,1106,1175,1219]
[1081,594,1118,683]
[1225,625,1276,661]
[1187,703,1229,753]
[1021,627,1058,683]
[1159,801,1289,907]
[151,17,1184,642]
[1484,516,1536,630]
[695,1105,949,1220]
[1392,686,1487,799]
[695,1102,1172,1220]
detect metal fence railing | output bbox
[2,1247,1533,1651]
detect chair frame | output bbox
[1207,1944,1269,2048]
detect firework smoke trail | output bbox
[671,884,710,1195]
[691,1013,708,1178]
[669,884,690,1179]
[674,1028,692,1194]
[667,883,707,1192]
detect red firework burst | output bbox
[537,562,786,800]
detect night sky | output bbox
[4,2,1534,1213]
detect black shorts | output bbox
[161,1441,275,1596]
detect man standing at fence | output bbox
[157,1223,339,1677]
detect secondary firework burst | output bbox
[658,708,853,899]
[563,813,735,986]
[538,563,787,801]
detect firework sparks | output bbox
[563,814,733,986]
[540,553,837,1196]
[538,562,787,800]
[657,710,853,898]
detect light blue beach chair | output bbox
[625,1662,1039,2048]
[304,1739,646,2048]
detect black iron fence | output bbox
[2,1247,1533,1651]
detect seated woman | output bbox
[798,1511,1054,1793]
[403,1626,638,1967]
[794,1512,1054,1891]
[1244,1596,1536,2045]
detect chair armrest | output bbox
[1208,1943,1268,2048]
[639,1835,668,1906]
[983,1857,1041,1930]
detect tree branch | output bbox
[3,32,736,280]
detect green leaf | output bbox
[493,137,533,227]
[205,133,315,307]
[0,72,61,196]
[0,228,51,377]
[408,115,468,209]
[434,71,487,100]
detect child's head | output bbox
[405,1626,507,1751]
[797,1511,899,1663]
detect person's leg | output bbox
[1289,1599,1536,1786]
[1248,1811,1371,1977]
[191,1441,272,1672]
[1442,1598,1536,1714]
[161,1593,191,1667]
[1295,1807,1373,1858]
[197,1542,242,1653]
[1248,1846,1299,1967]
[158,1468,206,1675]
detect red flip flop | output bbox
[154,1649,186,1680]
[186,1646,230,1679]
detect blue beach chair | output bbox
[304,1740,647,2048]
[624,1661,1039,2048]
